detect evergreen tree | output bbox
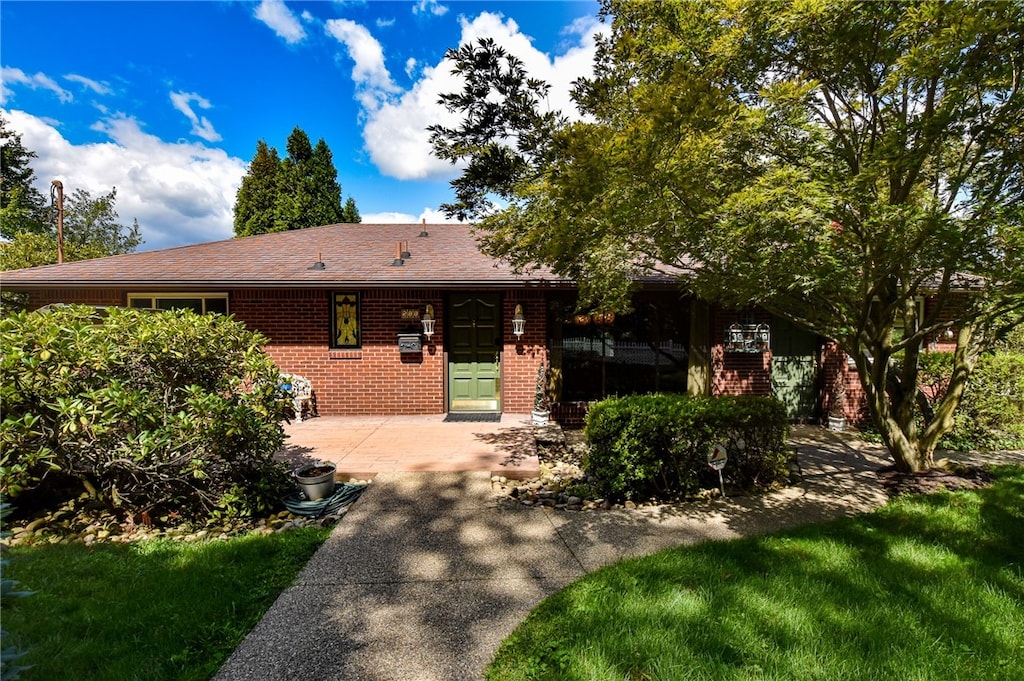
[1,115,48,238]
[234,127,359,236]
[273,128,316,231]
[308,139,343,226]
[341,196,361,223]
[233,140,281,237]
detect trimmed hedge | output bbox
[0,305,292,521]
[584,394,790,501]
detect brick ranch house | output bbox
[2,222,948,424]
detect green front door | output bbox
[770,316,819,419]
[448,294,501,412]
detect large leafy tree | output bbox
[233,127,360,237]
[62,187,142,255]
[1,117,142,273]
[1,187,142,271]
[430,0,1024,472]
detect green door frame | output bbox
[447,293,502,412]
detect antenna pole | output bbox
[50,180,65,264]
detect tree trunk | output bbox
[853,322,981,473]
[919,324,980,457]
[857,349,932,473]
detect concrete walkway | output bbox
[215,427,902,681]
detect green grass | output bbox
[2,526,330,681]
[487,466,1024,681]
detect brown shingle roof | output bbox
[1,224,568,289]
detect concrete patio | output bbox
[276,414,543,480]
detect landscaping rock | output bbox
[3,481,372,547]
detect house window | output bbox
[127,293,228,314]
[550,292,690,400]
[332,292,361,348]
[870,296,925,341]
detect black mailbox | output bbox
[397,333,422,353]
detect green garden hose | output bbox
[283,482,368,518]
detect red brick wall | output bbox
[924,293,968,353]
[232,288,447,415]
[16,285,552,415]
[502,291,548,413]
[710,308,773,397]
[25,289,123,308]
[232,288,551,415]
[821,341,866,422]
[44,285,973,422]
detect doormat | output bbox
[444,413,501,423]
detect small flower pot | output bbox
[531,409,550,426]
[827,415,846,432]
[294,462,337,501]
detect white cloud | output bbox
[254,0,307,44]
[413,0,449,17]
[404,57,418,79]
[3,108,246,250]
[169,91,222,143]
[1,67,73,104]
[64,74,113,96]
[376,17,396,29]
[355,12,605,181]
[324,18,400,109]
[362,208,465,224]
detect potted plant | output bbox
[827,372,847,432]
[531,363,551,426]
[294,461,337,500]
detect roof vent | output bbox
[391,241,404,266]
[419,218,428,238]
[307,251,326,270]
[400,240,411,259]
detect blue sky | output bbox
[1,0,602,250]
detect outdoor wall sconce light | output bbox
[512,304,526,339]
[422,304,435,339]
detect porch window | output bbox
[127,293,228,314]
[550,292,690,401]
[332,292,361,348]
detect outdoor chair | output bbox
[279,373,316,422]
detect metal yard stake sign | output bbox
[708,443,728,498]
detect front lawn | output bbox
[1,527,329,680]
[487,465,1024,681]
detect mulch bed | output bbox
[876,464,995,498]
